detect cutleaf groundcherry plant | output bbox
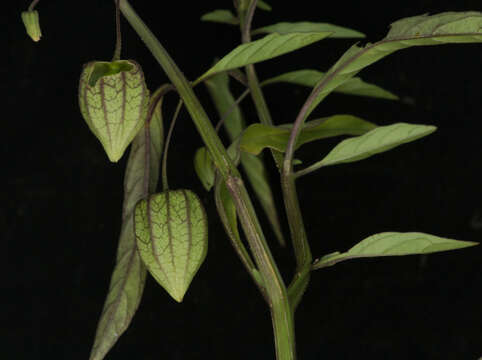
[22,0,481,359]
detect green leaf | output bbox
[262,69,398,100]
[257,0,272,11]
[205,71,285,245]
[87,61,134,87]
[214,177,241,249]
[89,89,164,360]
[214,176,263,286]
[194,141,240,192]
[240,152,285,242]
[240,115,376,155]
[197,32,332,82]
[204,71,246,141]
[306,11,482,118]
[135,190,208,302]
[312,232,478,269]
[194,147,216,191]
[200,9,239,25]
[252,22,365,38]
[310,122,435,169]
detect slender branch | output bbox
[215,89,250,132]
[112,0,122,61]
[281,168,312,310]
[241,0,258,44]
[28,0,40,11]
[161,99,183,191]
[213,173,268,302]
[239,0,275,130]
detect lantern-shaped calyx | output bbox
[79,60,150,162]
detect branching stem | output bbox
[27,0,40,11]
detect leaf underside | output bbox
[306,11,482,119]
[204,71,285,245]
[198,32,333,82]
[200,9,239,25]
[240,115,377,155]
[252,21,365,38]
[89,90,164,360]
[316,122,436,167]
[262,69,398,100]
[313,232,478,269]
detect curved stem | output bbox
[241,0,258,43]
[28,0,40,11]
[118,2,295,359]
[112,0,122,61]
[215,89,250,132]
[281,168,312,310]
[161,99,183,191]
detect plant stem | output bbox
[238,0,313,308]
[112,0,122,61]
[118,1,296,358]
[238,0,283,171]
[27,0,40,11]
[225,176,296,360]
[281,169,312,310]
[161,99,183,191]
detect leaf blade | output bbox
[200,9,239,25]
[240,115,377,155]
[313,232,478,269]
[257,0,272,11]
[252,21,365,38]
[197,32,332,82]
[194,147,216,191]
[262,69,398,100]
[205,71,286,245]
[89,90,164,360]
[303,123,435,171]
[306,11,482,118]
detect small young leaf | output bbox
[257,1,272,11]
[311,122,435,168]
[215,177,241,249]
[205,71,285,245]
[252,22,365,38]
[214,176,263,288]
[135,190,208,302]
[200,9,239,25]
[262,69,323,87]
[89,90,164,360]
[194,147,216,191]
[313,232,478,269]
[306,11,482,118]
[204,71,246,141]
[262,69,398,100]
[88,61,134,87]
[197,32,332,82]
[240,115,376,155]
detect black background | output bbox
[3,1,482,359]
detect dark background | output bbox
[3,1,481,359]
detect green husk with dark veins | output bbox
[79,59,149,162]
[135,190,208,303]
